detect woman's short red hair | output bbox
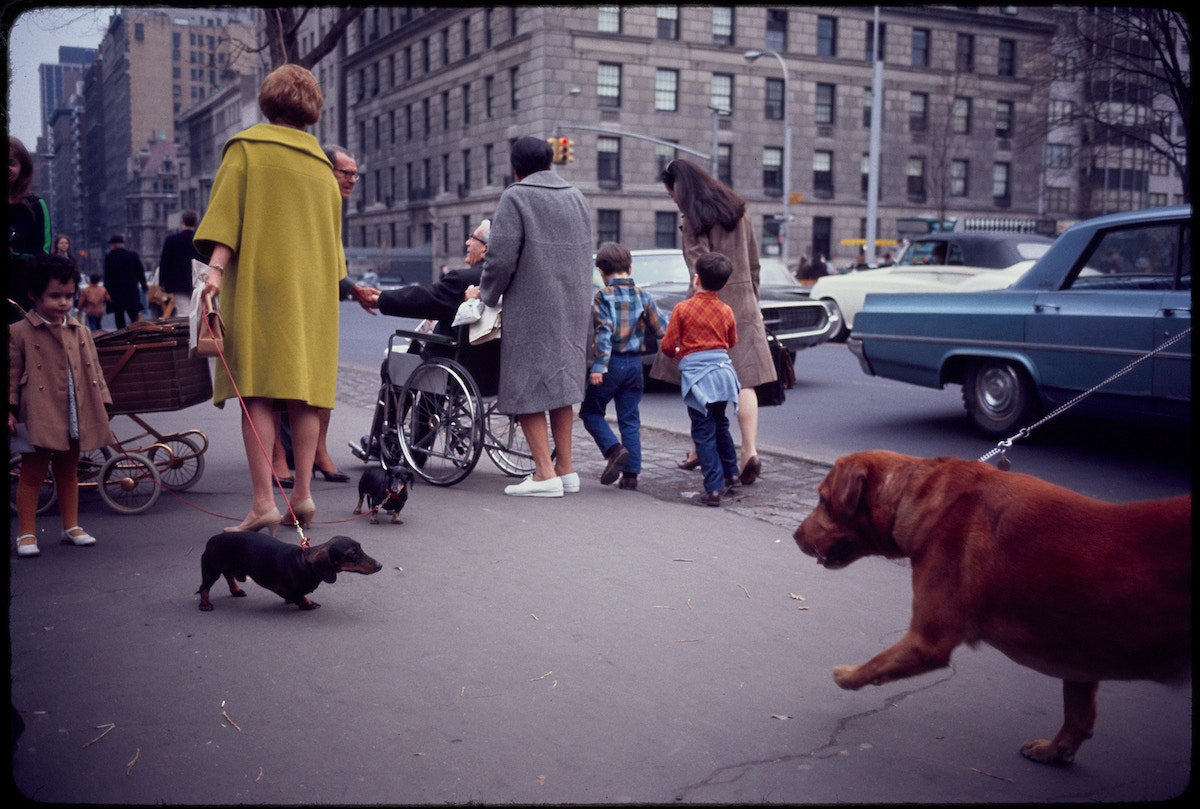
[258,64,323,128]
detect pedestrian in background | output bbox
[51,234,76,266]
[195,64,344,534]
[468,135,593,498]
[579,241,667,491]
[658,251,741,508]
[652,159,774,486]
[78,273,110,331]
[9,254,115,557]
[8,136,52,321]
[103,234,146,329]
[158,210,202,319]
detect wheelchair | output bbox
[359,326,535,486]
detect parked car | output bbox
[598,249,838,362]
[809,231,1055,341]
[849,205,1191,436]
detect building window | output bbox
[135,23,144,41]
[765,77,784,120]
[1045,143,1071,169]
[906,157,926,200]
[763,147,783,196]
[912,27,931,66]
[1053,55,1076,81]
[992,162,1011,205]
[462,83,470,126]
[440,27,450,65]
[1049,99,1074,126]
[598,63,621,108]
[461,149,471,191]
[813,150,833,196]
[710,73,733,115]
[766,8,787,52]
[817,16,837,58]
[950,159,969,196]
[485,75,494,118]
[717,144,732,187]
[657,6,679,40]
[421,37,430,72]
[995,100,1013,138]
[485,144,494,185]
[484,8,493,48]
[998,38,1016,77]
[655,211,678,248]
[441,90,450,130]
[815,83,835,125]
[597,209,621,245]
[909,92,928,132]
[655,69,679,112]
[597,5,621,34]
[462,18,471,58]
[952,97,972,134]
[655,142,678,176]
[405,103,413,140]
[404,46,412,81]
[597,136,621,188]
[712,7,734,46]
[442,154,450,192]
[865,21,885,62]
[956,33,974,72]
[862,86,874,127]
[1044,186,1070,213]
[812,216,832,261]
[860,153,870,194]
[509,66,519,111]
[422,98,431,136]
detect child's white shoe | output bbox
[16,534,40,557]
[61,527,97,547]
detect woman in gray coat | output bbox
[471,136,593,497]
[651,159,776,485]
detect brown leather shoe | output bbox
[677,455,701,470]
[700,491,721,507]
[739,456,761,485]
[618,473,638,490]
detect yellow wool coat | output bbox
[193,124,345,409]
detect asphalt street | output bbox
[7,357,1192,804]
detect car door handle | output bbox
[1033,303,1060,313]
[1161,306,1191,317]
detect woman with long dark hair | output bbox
[651,159,776,485]
[8,136,53,320]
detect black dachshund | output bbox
[355,466,413,524]
[197,533,381,611]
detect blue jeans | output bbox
[579,352,644,474]
[687,401,739,494]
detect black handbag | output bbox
[754,328,795,407]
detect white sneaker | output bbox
[560,472,580,493]
[504,475,563,497]
[16,534,40,557]
[61,527,97,546]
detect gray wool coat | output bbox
[479,170,593,415]
[650,211,777,388]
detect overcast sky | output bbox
[5,6,116,148]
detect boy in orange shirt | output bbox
[78,273,110,331]
[659,251,741,506]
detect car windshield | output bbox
[628,253,690,286]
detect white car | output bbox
[809,232,1054,341]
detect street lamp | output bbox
[553,86,582,137]
[744,49,792,271]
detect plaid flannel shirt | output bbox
[590,277,667,374]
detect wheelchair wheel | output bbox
[9,454,57,516]
[98,451,161,514]
[391,359,484,486]
[147,435,205,491]
[483,399,536,477]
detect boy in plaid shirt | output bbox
[659,251,741,507]
[580,242,667,490]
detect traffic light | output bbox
[562,137,574,163]
[547,136,563,163]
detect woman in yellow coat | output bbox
[195,65,345,533]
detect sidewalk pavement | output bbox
[8,362,1189,805]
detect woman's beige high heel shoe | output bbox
[224,506,282,536]
[282,498,316,529]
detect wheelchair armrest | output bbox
[392,328,456,346]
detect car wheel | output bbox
[962,358,1037,437]
[821,298,849,343]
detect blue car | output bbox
[849,205,1191,436]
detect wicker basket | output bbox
[94,319,213,414]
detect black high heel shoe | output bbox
[313,465,350,483]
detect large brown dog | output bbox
[793,450,1190,764]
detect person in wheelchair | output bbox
[352,218,500,460]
